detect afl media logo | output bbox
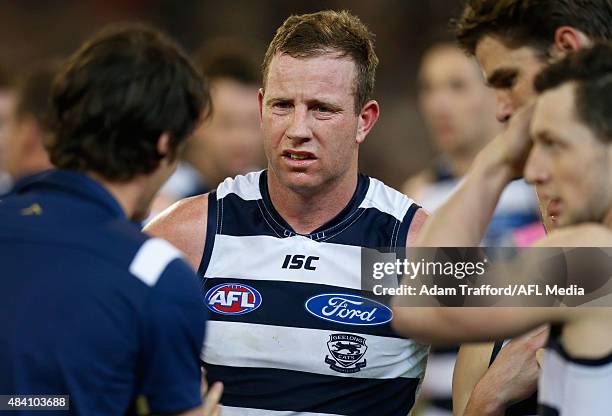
[205,283,262,315]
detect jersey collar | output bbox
[258,170,369,240]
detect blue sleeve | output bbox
[137,258,208,414]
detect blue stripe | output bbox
[198,191,219,276]
[203,278,401,338]
[205,364,419,416]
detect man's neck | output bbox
[88,172,144,220]
[267,171,358,235]
[447,146,482,177]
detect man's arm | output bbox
[406,208,429,246]
[452,343,494,416]
[392,224,606,344]
[455,328,547,416]
[144,194,209,271]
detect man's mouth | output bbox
[282,150,316,161]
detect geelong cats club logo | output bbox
[325,333,368,373]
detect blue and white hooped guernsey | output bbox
[199,170,428,416]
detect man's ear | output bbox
[157,133,171,158]
[355,100,380,145]
[552,26,592,58]
[258,88,265,126]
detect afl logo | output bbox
[305,293,393,326]
[205,283,262,315]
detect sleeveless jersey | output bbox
[539,325,612,415]
[199,170,429,416]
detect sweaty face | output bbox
[526,83,611,228]
[260,53,361,194]
[418,45,500,155]
[191,78,263,178]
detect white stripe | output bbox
[205,234,396,289]
[129,238,182,286]
[202,321,428,379]
[221,406,340,416]
[216,171,263,201]
[359,178,414,221]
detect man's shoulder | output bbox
[361,175,419,221]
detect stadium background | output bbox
[0,0,463,189]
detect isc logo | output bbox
[205,283,262,315]
[282,254,320,271]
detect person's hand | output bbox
[482,102,536,179]
[202,382,223,416]
[473,325,548,410]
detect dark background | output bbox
[0,0,465,188]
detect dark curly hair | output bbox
[48,23,210,182]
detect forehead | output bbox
[532,83,599,143]
[475,35,543,79]
[265,53,356,100]
[420,46,480,80]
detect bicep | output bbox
[144,194,209,271]
[452,343,494,416]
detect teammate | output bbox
[392,42,612,416]
[1,62,56,193]
[146,10,429,416]
[0,24,222,415]
[446,2,612,414]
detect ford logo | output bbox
[305,293,393,326]
[205,283,262,315]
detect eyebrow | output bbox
[486,68,518,87]
[265,97,343,112]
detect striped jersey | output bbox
[539,325,612,415]
[199,170,429,416]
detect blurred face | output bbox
[191,78,263,177]
[526,83,611,228]
[259,53,371,194]
[0,89,15,172]
[419,45,500,154]
[475,36,547,124]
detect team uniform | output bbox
[539,325,612,416]
[0,169,207,415]
[200,170,428,416]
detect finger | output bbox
[202,382,224,415]
[536,348,546,367]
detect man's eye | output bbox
[498,75,516,89]
[314,105,332,113]
[273,102,291,110]
[541,139,560,150]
